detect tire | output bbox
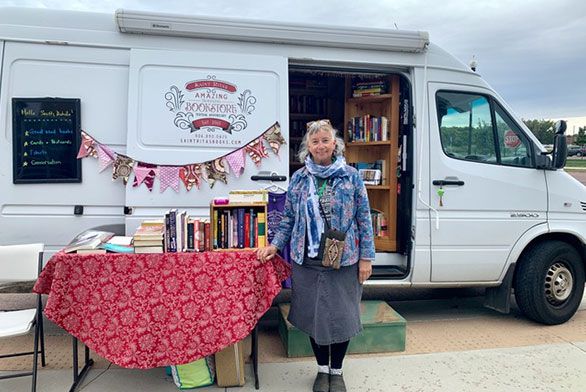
[514,241,585,325]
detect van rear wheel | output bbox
[514,241,585,325]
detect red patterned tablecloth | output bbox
[33,251,290,369]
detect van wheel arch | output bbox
[513,238,585,325]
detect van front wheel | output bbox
[514,241,585,325]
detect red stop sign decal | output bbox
[504,130,521,148]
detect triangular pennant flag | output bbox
[180,164,202,191]
[203,158,228,188]
[133,163,157,191]
[245,136,269,167]
[97,144,116,173]
[263,122,286,155]
[224,148,246,178]
[77,131,98,158]
[112,154,134,185]
[159,166,181,193]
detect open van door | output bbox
[125,49,288,230]
[427,83,547,282]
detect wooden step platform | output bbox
[278,300,406,357]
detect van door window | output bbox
[436,92,497,163]
[493,103,533,168]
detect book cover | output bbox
[63,230,115,253]
[168,209,178,252]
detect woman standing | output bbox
[257,119,375,392]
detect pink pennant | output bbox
[97,144,116,172]
[224,148,246,178]
[133,163,157,192]
[159,166,181,193]
[77,131,97,159]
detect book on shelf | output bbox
[257,212,266,247]
[228,190,268,204]
[359,169,382,185]
[370,209,388,237]
[63,230,115,253]
[347,115,389,143]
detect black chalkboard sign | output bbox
[12,98,82,184]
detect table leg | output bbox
[69,337,94,392]
[252,325,259,389]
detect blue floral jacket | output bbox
[271,165,375,266]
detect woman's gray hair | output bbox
[297,120,346,163]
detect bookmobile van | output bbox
[1,7,585,325]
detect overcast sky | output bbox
[2,0,585,133]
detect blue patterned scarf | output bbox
[304,155,347,258]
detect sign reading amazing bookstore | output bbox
[164,75,258,147]
[12,98,81,184]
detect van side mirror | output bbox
[551,120,567,169]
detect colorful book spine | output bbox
[198,220,205,251]
[244,212,251,248]
[204,221,211,251]
[237,208,245,248]
[187,221,194,250]
[257,212,266,247]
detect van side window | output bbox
[436,91,534,168]
[493,103,533,168]
[436,92,496,163]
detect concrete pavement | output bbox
[2,292,586,392]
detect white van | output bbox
[1,8,584,325]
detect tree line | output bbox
[524,119,586,145]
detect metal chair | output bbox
[0,243,46,392]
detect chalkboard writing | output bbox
[12,98,82,184]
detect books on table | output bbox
[63,230,115,253]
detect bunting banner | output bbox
[159,166,181,193]
[97,144,116,173]
[77,131,98,159]
[264,123,287,155]
[203,158,228,188]
[180,164,203,191]
[224,148,246,178]
[112,154,134,185]
[133,163,158,192]
[244,136,269,167]
[76,121,285,192]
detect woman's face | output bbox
[308,128,336,165]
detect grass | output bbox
[566,158,586,168]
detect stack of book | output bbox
[370,209,388,237]
[352,79,388,97]
[213,208,266,249]
[347,115,389,142]
[63,230,114,254]
[133,221,165,253]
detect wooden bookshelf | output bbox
[210,202,268,251]
[344,75,400,252]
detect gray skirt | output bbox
[288,258,363,345]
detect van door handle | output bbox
[432,180,465,186]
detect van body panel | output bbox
[124,49,288,233]
[0,41,127,250]
[427,82,548,282]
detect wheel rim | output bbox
[544,262,574,305]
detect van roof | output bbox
[0,7,470,72]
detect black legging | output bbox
[309,337,350,369]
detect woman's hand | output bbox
[358,259,372,284]
[256,245,278,263]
